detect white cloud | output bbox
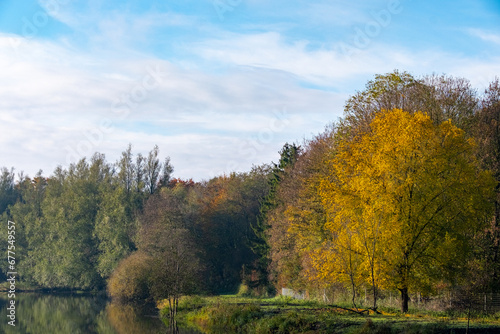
[2,1,499,181]
[0,34,344,180]
[468,28,500,46]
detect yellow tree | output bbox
[320,109,494,312]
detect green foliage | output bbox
[166,294,500,333]
[203,303,263,332]
[252,143,300,260]
[0,145,173,291]
[254,311,317,334]
[347,320,452,334]
[350,319,391,334]
[176,295,207,312]
[94,186,133,278]
[0,167,18,215]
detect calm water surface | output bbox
[0,293,202,334]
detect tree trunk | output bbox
[400,287,409,313]
[371,264,377,310]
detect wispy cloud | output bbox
[468,28,500,45]
[1,0,498,180]
[0,33,344,179]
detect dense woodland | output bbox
[1,71,500,313]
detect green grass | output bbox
[159,294,500,333]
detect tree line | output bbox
[0,144,269,300]
[262,71,500,313]
[1,70,499,314]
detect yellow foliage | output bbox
[312,109,494,294]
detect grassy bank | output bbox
[159,295,500,333]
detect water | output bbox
[0,293,203,334]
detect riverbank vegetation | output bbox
[159,294,500,333]
[1,71,500,327]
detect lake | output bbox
[0,293,203,334]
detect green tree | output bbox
[0,167,17,215]
[117,144,135,194]
[144,145,172,195]
[94,184,134,278]
[6,171,47,284]
[251,143,299,292]
[30,155,109,289]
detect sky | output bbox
[0,0,499,181]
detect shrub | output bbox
[107,252,153,303]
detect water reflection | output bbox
[0,293,202,334]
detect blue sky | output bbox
[0,0,499,180]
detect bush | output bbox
[107,252,153,303]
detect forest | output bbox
[1,71,500,315]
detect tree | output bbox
[342,70,478,137]
[251,143,299,292]
[267,135,332,294]
[319,109,494,312]
[94,183,134,278]
[138,189,202,316]
[159,157,174,188]
[135,153,145,193]
[117,144,134,194]
[197,170,270,294]
[144,145,161,194]
[5,171,47,284]
[0,167,18,215]
[473,78,500,292]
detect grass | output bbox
[159,294,500,333]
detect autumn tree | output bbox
[473,78,500,292]
[198,169,270,294]
[319,109,494,312]
[267,134,333,294]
